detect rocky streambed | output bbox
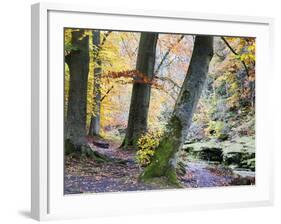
[180,136,255,185]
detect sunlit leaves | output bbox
[64,28,255,143]
[136,130,163,167]
[191,36,255,142]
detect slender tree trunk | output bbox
[88,30,102,136]
[65,30,90,153]
[250,80,255,108]
[122,32,158,149]
[140,35,214,185]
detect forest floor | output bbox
[64,138,255,194]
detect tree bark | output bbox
[88,30,102,136]
[122,32,158,149]
[65,29,90,153]
[140,35,214,185]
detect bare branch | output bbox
[221,37,249,76]
[120,36,136,61]
[155,35,185,75]
[100,31,112,47]
[100,85,114,102]
[154,75,181,90]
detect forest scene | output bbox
[64,28,256,194]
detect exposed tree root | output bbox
[65,139,127,164]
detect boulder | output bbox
[223,151,243,166]
[198,147,223,162]
[181,136,255,170]
[230,175,255,185]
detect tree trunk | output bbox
[65,29,90,153]
[122,32,158,148]
[88,30,102,136]
[140,35,214,186]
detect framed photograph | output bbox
[31,2,274,221]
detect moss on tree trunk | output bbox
[140,116,183,186]
[140,36,214,186]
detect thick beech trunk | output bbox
[140,36,214,185]
[122,32,158,148]
[65,30,90,153]
[88,30,102,136]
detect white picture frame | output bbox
[31,2,275,221]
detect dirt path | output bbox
[181,162,234,188]
[64,139,254,194]
[65,140,169,194]
[64,156,169,194]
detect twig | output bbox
[120,36,136,60]
[221,37,249,76]
[100,85,114,102]
[155,35,185,75]
[154,76,180,89]
[100,31,112,47]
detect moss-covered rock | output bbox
[183,136,255,170]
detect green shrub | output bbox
[136,130,163,167]
[205,120,224,138]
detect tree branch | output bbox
[100,31,112,47]
[155,35,185,75]
[154,75,180,90]
[120,36,136,60]
[221,37,249,76]
[92,31,112,59]
[100,85,114,102]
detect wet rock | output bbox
[223,152,244,166]
[176,161,187,177]
[241,158,255,171]
[182,146,194,153]
[233,168,255,177]
[230,175,255,185]
[198,147,223,162]
[182,136,255,170]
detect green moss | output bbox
[65,139,76,155]
[165,166,183,187]
[141,137,175,176]
[140,115,183,187]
